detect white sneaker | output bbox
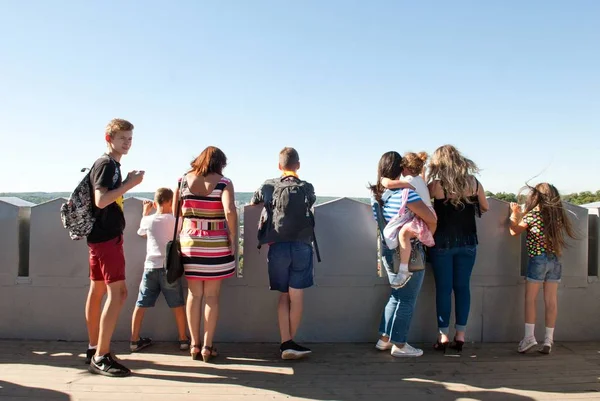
[539,338,553,354]
[391,343,423,357]
[375,339,393,351]
[518,336,538,353]
[390,271,412,289]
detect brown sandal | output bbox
[201,345,218,363]
[190,345,201,361]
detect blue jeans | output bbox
[379,269,425,344]
[267,242,314,292]
[429,245,477,334]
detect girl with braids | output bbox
[509,183,577,354]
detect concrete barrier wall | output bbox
[0,198,33,285]
[584,206,599,277]
[0,196,598,343]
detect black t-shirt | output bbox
[87,154,126,244]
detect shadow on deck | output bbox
[1,341,600,400]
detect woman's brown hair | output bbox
[521,183,577,256]
[190,146,227,176]
[369,151,403,206]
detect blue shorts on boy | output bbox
[526,253,562,283]
[136,213,184,308]
[136,268,184,307]
[267,241,314,292]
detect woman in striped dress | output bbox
[173,146,237,362]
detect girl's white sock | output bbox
[545,327,555,341]
[525,323,535,338]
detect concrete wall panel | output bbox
[2,197,600,343]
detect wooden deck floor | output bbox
[1,340,600,401]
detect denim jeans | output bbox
[378,269,425,344]
[429,245,477,334]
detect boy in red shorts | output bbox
[85,118,144,377]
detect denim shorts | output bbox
[267,242,314,293]
[136,268,185,308]
[526,253,562,283]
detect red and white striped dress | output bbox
[179,175,235,281]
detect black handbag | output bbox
[165,175,186,284]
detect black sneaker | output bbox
[88,353,131,377]
[280,340,312,360]
[130,337,152,352]
[84,348,96,365]
[179,338,191,351]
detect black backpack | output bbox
[267,176,321,261]
[272,177,313,238]
[60,155,115,240]
[60,170,95,240]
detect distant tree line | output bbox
[486,190,600,206]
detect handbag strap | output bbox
[171,173,187,242]
[373,201,387,235]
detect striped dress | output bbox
[179,175,236,281]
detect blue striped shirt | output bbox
[372,189,422,223]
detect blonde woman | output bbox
[427,145,489,353]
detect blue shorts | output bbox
[526,253,562,283]
[136,268,185,308]
[267,242,314,293]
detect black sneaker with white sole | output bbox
[88,353,131,377]
[179,338,191,351]
[84,348,96,364]
[130,337,152,352]
[280,340,312,360]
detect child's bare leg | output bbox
[398,225,416,266]
[391,226,417,288]
[172,306,188,341]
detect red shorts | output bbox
[88,235,126,283]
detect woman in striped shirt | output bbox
[370,151,437,358]
[174,146,238,362]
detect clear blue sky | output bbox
[1,0,598,197]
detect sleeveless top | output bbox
[432,181,480,249]
[178,174,235,280]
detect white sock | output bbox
[399,263,409,273]
[525,323,535,338]
[88,344,97,350]
[545,327,555,341]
